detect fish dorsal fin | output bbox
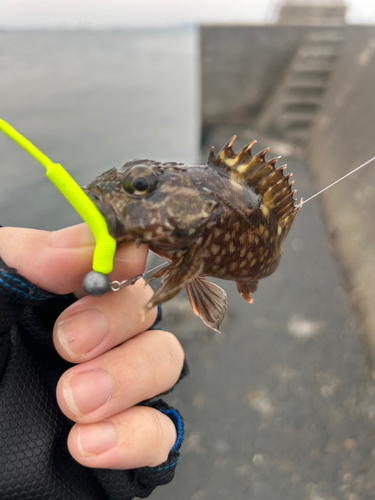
[207,135,257,169]
[208,137,299,229]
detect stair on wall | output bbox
[257,29,345,144]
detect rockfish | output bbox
[84,137,299,331]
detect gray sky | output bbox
[1,0,374,28]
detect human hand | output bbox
[0,223,184,470]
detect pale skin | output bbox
[0,223,185,469]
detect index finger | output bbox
[0,224,148,295]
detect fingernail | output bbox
[49,225,95,248]
[57,309,107,358]
[63,369,112,418]
[77,422,117,457]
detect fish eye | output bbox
[132,176,149,191]
[123,166,158,196]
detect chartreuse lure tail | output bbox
[0,119,116,288]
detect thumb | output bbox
[0,224,147,295]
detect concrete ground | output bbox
[151,128,375,500]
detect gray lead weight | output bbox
[83,271,112,297]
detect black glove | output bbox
[0,256,185,500]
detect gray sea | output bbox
[0,28,198,229]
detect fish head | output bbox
[84,159,219,250]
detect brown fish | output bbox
[84,137,300,331]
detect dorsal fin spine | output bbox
[205,137,298,217]
[208,146,216,165]
[256,158,283,186]
[273,191,295,210]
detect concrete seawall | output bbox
[201,25,330,129]
[309,26,375,365]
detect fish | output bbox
[83,136,300,332]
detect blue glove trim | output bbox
[149,304,162,330]
[0,272,54,301]
[158,407,184,452]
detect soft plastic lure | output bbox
[0,119,117,295]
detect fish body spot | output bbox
[229,242,236,254]
[240,248,246,258]
[211,244,220,255]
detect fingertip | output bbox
[67,407,177,469]
[0,225,94,294]
[0,225,149,295]
[110,243,148,282]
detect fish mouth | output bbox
[83,188,127,239]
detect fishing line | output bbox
[113,258,167,275]
[297,155,375,208]
[144,261,169,277]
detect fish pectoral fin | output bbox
[145,243,203,311]
[236,279,258,304]
[149,245,172,263]
[186,277,227,333]
[145,264,169,285]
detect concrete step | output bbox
[280,110,317,123]
[287,69,331,83]
[305,30,345,43]
[297,44,340,58]
[285,86,326,99]
[283,128,312,142]
[283,102,321,113]
[282,94,323,105]
[287,81,328,90]
[292,58,337,72]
